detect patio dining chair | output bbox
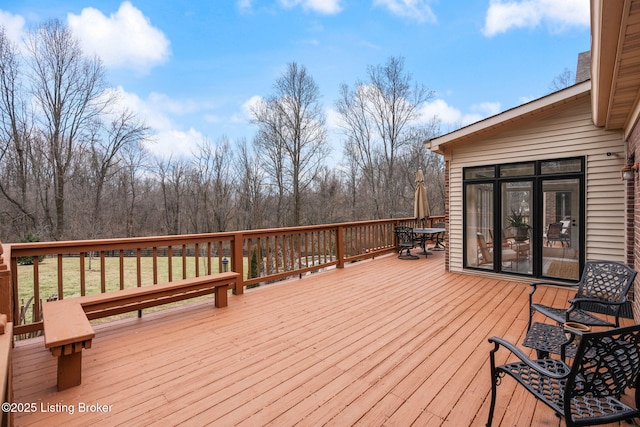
[546,222,569,247]
[528,260,636,330]
[486,324,640,426]
[394,226,419,260]
[476,233,518,267]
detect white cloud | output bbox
[243,95,264,115]
[67,1,170,73]
[373,0,436,24]
[0,10,26,44]
[152,128,204,159]
[278,0,342,14]
[112,86,204,159]
[237,0,253,13]
[417,99,501,128]
[471,101,501,117]
[325,107,343,132]
[483,0,589,37]
[146,92,203,116]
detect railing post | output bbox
[232,232,245,294]
[0,242,12,322]
[336,226,345,269]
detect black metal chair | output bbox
[394,226,419,260]
[529,260,637,330]
[487,324,640,426]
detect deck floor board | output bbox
[11,251,635,426]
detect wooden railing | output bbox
[0,244,13,427]
[3,218,444,337]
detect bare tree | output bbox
[156,156,188,235]
[26,20,111,240]
[550,68,575,92]
[86,108,149,237]
[0,27,37,238]
[252,62,329,226]
[189,137,235,232]
[235,139,266,230]
[119,141,150,237]
[336,84,380,217]
[252,119,287,226]
[336,56,434,218]
[305,166,345,224]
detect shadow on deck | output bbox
[11,250,635,426]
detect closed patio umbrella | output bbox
[414,169,430,226]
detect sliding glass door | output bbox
[500,180,533,275]
[463,157,583,280]
[541,178,580,280]
[465,182,494,270]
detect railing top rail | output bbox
[240,218,414,235]
[8,233,237,256]
[7,218,418,256]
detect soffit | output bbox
[596,0,640,131]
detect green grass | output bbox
[15,256,241,326]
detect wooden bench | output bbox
[43,272,239,391]
[42,302,95,391]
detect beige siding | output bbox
[444,95,626,273]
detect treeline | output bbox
[0,20,445,244]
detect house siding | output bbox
[628,120,640,320]
[442,94,626,274]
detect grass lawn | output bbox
[15,255,238,327]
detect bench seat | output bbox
[78,272,238,319]
[43,301,94,391]
[43,272,239,390]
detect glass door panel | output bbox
[465,183,494,270]
[500,181,533,274]
[542,179,580,280]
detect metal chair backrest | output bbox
[576,261,636,304]
[394,226,415,246]
[566,325,640,421]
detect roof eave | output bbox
[590,0,625,128]
[425,81,591,154]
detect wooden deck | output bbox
[11,251,636,426]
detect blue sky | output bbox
[0,0,590,161]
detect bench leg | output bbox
[57,351,82,391]
[215,285,228,308]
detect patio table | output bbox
[522,321,577,360]
[413,227,445,255]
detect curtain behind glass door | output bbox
[465,183,494,270]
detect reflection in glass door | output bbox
[501,181,533,275]
[542,179,580,280]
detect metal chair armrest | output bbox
[530,281,578,288]
[530,281,578,305]
[568,297,627,306]
[488,336,570,379]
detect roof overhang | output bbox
[591,0,640,137]
[425,81,591,154]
